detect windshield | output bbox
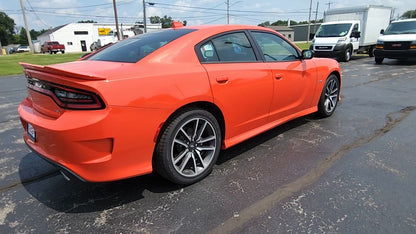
[384,21,416,35]
[86,28,196,63]
[315,23,352,37]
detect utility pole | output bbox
[19,0,34,52]
[143,0,147,33]
[307,0,313,43]
[326,1,333,10]
[227,0,230,24]
[313,1,319,34]
[113,0,120,40]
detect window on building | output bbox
[67,42,73,45]
[74,31,88,35]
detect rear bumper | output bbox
[374,49,416,59]
[18,97,165,182]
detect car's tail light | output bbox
[27,77,105,110]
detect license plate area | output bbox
[27,123,36,142]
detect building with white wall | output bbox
[38,23,162,53]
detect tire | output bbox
[368,46,375,57]
[49,50,52,54]
[154,109,222,185]
[341,47,351,62]
[375,57,384,64]
[317,74,340,117]
[61,50,65,54]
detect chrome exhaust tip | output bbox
[60,170,71,181]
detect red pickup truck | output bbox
[41,41,65,54]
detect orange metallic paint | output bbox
[18,24,341,182]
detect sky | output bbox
[1,0,414,31]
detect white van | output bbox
[310,5,392,62]
[374,19,416,64]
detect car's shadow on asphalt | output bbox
[217,116,311,164]
[19,155,182,213]
[18,114,315,213]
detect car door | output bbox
[197,31,274,144]
[250,31,317,121]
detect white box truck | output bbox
[310,5,392,62]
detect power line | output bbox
[26,0,51,28]
[148,2,310,15]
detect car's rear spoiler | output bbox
[19,62,107,81]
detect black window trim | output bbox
[195,29,303,64]
[247,30,302,62]
[195,30,263,64]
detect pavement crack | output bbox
[343,72,416,89]
[209,106,416,234]
[0,171,60,193]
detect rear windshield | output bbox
[86,28,196,63]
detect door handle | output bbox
[274,73,283,80]
[216,76,229,84]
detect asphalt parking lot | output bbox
[1,56,415,233]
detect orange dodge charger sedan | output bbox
[19,23,341,185]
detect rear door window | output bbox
[198,32,257,63]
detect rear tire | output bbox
[153,109,222,185]
[317,74,340,117]
[368,46,375,57]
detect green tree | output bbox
[258,19,323,27]
[18,27,28,45]
[402,9,416,18]
[258,21,271,27]
[149,15,187,28]
[0,11,16,46]
[78,20,97,23]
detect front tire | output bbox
[154,109,222,185]
[341,47,351,62]
[375,57,384,64]
[317,74,340,117]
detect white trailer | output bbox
[310,5,392,62]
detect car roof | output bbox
[171,24,283,41]
[183,24,274,32]
[392,18,416,23]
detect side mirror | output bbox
[380,29,385,34]
[351,31,361,38]
[301,50,314,59]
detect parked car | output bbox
[374,18,416,64]
[41,41,65,54]
[16,45,30,53]
[90,41,100,51]
[8,46,19,54]
[19,23,341,185]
